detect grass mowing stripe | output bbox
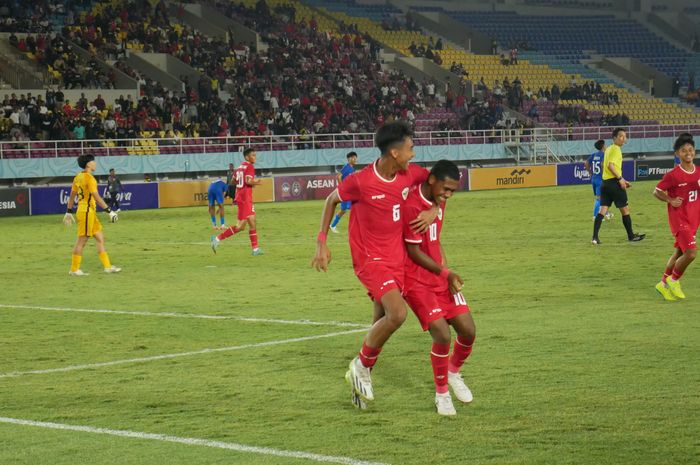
[0,329,367,379]
[0,417,391,465]
[0,304,369,328]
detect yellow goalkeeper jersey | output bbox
[71,171,98,213]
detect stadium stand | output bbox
[0,0,698,159]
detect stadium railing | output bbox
[1,124,698,159]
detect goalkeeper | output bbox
[63,154,121,276]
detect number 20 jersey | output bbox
[338,161,428,272]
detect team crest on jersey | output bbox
[402,187,409,200]
[437,208,443,220]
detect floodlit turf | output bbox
[0,180,698,465]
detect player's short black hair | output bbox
[594,139,605,151]
[612,127,626,138]
[375,121,413,154]
[430,159,460,182]
[346,151,357,159]
[243,147,255,157]
[673,133,695,151]
[77,154,95,168]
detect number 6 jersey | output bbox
[338,161,428,272]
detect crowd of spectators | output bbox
[408,37,444,66]
[1,0,453,144]
[0,0,88,33]
[11,32,117,89]
[0,0,651,145]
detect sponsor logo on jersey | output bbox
[371,194,386,200]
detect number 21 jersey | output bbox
[655,164,700,234]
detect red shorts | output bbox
[236,201,255,221]
[355,261,404,302]
[674,227,697,252]
[404,284,470,331]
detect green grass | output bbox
[0,180,698,465]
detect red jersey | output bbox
[655,164,700,234]
[403,185,447,292]
[338,161,429,272]
[234,161,255,203]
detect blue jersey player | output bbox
[208,178,228,229]
[330,151,358,233]
[585,140,611,221]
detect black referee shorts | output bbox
[600,178,628,208]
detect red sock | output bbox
[249,229,259,249]
[358,343,381,368]
[217,225,241,241]
[671,268,684,281]
[431,342,451,394]
[448,335,474,373]
[662,267,673,283]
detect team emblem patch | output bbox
[402,187,409,200]
[437,208,443,220]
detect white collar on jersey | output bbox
[679,164,696,175]
[372,160,397,183]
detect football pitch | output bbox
[0,180,698,465]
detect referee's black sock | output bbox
[592,213,604,239]
[622,214,634,239]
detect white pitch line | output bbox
[0,329,366,379]
[0,416,391,465]
[0,304,368,328]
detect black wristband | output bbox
[104,207,111,214]
[616,177,622,181]
[66,206,74,213]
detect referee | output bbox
[592,128,645,244]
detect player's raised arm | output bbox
[311,188,341,272]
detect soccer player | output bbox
[330,151,358,233]
[225,162,237,205]
[207,177,228,229]
[63,154,121,276]
[105,168,122,212]
[402,159,476,416]
[311,121,436,408]
[211,148,263,255]
[584,140,613,221]
[653,133,699,301]
[591,128,645,244]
